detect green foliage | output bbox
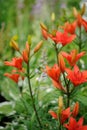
[0,102,15,116]
[67,0,81,9]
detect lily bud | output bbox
[34,40,43,53]
[58,53,65,73]
[40,22,48,31]
[26,41,30,54]
[51,12,55,22]
[10,40,19,51]
[73,7,78,18]
[40,23,48,40]
[28,35,32,45]
[80,3,86,16]
[22,49,28,64]
[58,96,63,109]
[72,102,79,117]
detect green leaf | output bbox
[0,101,15,116]
[75,95,87,106]
[0,127,4,130]
[1,80,20,101]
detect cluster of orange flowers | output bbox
[4,40,43,83]
[4,42,30,83]
[40,5,87,130]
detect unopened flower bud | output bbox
[40,23,48,40]
[73,7,78,18]
[26,41,30,54]
[10,40,19,51]
[81,3,86,16]
[58,96,63,110]
[40,22,48,31]
[28,35,32,45]
[72,102,79,117]
[49,110,58,119]
[22,49,28,64]
[34,40,43,53]
[58,53,65,73]
[51,12,55,22]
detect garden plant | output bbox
[0,2,87,130]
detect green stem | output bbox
[18,84,29,114]
[59,122,62,130]
[58,115,62,130]
[63,73,70,107]
[20,93,29,114]
[27,61,42,129]
[54,44,59,64]
[79,27,82,52]
[66,91,70,108]
[54,42,70,107]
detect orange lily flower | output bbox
[46,64,60,81]
[66,65,87,86]
[48,110,58,119]
[4,57,23,70]
[73,5,87,31]
[49,31,76,46]
[12,68,25,74]
[4,68,25,83]
[4,73,20,83]
[76,14,82,28]
[61,21,77,34]
[76,14,87,31]
[61,50,85,66]
[49,107,71,124]
[61,107,71,124]
[64,117,87,130]
[46,64,65,91]
[81,18,87,32]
